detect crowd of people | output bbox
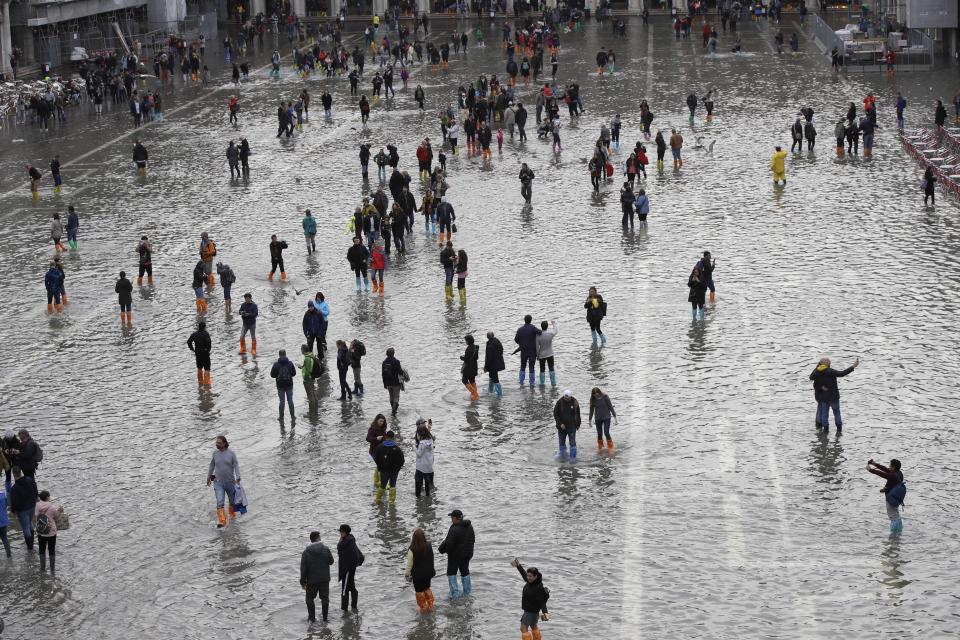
[7,5,928,636]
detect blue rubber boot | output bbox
[495,383,503,396]
[447,575,461,599]
[461,575,472,596]
[363,276,370,292]
[355,277,362,292]
[691,307,697,320]
[519,370,525,386]
[698,307,705,321]
[488,381,495,393]
[570,445,578,460]
[549,371,557,387]
[591,330,598,347]
[539,371,545,386]
[529,370,535,387]
[555,445,567,460]
[600,332,607,347]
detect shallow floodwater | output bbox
[1,16,959,639]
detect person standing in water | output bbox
[66,205,79,251]
[187,321,212,386]
[238,292,258,355]
[510,558,550,640]
[589,387,617,450]
[484,331,505,396]
[405,528,437,613]
[137,235,153,285]
[867,458,906,534]
[519,163,535,202]
[438,509,475,599]
[688,266,707,320]
[302,209,317,255]
[206,435,241,529]
[300,531,335,622]
[696,251,717,303]
[553,390,581,460]
[270,349,297,420]
[514,314,541,387]
[460,334,480,400]
[115,270,133,325]
[536,319,558,387]
[584,287,607,347]
[770,145,787,186]
[337,524,363,611]
[809,356,859,432]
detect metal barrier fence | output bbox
[808,13,844,54]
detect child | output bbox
[496,128,504,153]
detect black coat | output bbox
[461,344,479,377]
[9,474,38,512]
[410,545,436,581]
[515,323,541,354]
[517,564,550,614]
[688,275,707,305]
[115,277,133,305]
[809,365,854,402]
[438,520,475,560]
[374,440,405,473]
[382,355,403,387]
[484,337,505,373]
[300,542,334,585]
[337,535,362,579]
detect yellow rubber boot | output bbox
[373,486,385,503]
[373,469,381,487]
[459,288,466,304]
[388,486,397,504]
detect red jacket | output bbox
[370,246,386,270]
[416,145,430,162]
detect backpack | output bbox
[35,512,50,536]
[886,482,907,508]
[356,548,365,566]
[277,363,293,386]
[222,268,236,285]
[354,341,366,357]
[310,355,324,379]
[33,443,43,464]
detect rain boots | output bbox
[61,292,68,306]
[424,588,436,611]
[216,507,227,528]
[251,339,257,356]
[522,632,533,640]
[532,628,543,640]
[495,383,503,396]
[591,330,598,347]
[239,337,247,354]
[148,275,154,285]
[488,381,495,393]
[461,575,472,596]
[363,276,370,292]
[555,445,567,460]
[379,281,385,297]
[891,516,903,534]
[600,332,607,347]
[699,307,705,320]
[519,370,526,386]
[374,486,385,503]
[445,285,454,300]
[539,371,545,386]
[415,591,429,613]
[204,370,212,386]
[197,368,204,384]
[55,302,63,313]
[447,575,461,599]
[280,271,287,281]
[709,291,716,303]
[373,469,381,487]
[355,277,362,292]
[388,486,397,505]
[606,437,614,450]
[371,280,378,294]
[549,371,557,387]
[137,276,143,286]
[466,383,480,401]
[691,307,697,321]
[570,445,578,460]
[47,303,53,315]
[597,439,604,449]
[228,502,236,521]
[657,159,664,172]
[458,288,466,304]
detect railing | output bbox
[808,13,844,54]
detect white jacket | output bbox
[415,438,435,473]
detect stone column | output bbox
[628,0,641,13]
[416,0,429,14]
[1,1,12,78]
[292,0,306,16]
[506,0,514,15]
[328,0,340,17]
[586,0,598,14]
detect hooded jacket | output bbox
[553,396,581,430]
[374,439,405,474]
[300,541,335,585]
[303,305,322,337]
[518,563,550,614]
[809,363,854,402]
[270,356,296,389]
[415,437,435,473]
[337,534,362,579]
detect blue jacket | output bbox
[0,490,8,527]
[634,195,650,214]
[67,212,79,231]
[302,215,317,235]
[435,202,456,224]
[239,301,258,327]
[44,267,65,294]
[314,300,330,321]
[514,322,541,355]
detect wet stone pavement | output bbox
[0,15,959,640]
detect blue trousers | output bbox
[278,386,295,416]
[558,427,577,450]
[816,400,842,427]
[16,508,33,543]
[213,480,237,508]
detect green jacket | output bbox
[301,353,316,381]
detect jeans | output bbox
[595,418,611,439]
[519,351,536,378]
[387,385,401,410]
[278,386,295,416]
[0,526,10,556]
[863,132,873,150]
[816,400,842,427]
[214,479,237,508]
[558,426,577,450]
[240,324,256,340]
[379,470,399,488]
[538,356,555,372]
[446,555,471,576]
[305,581,330,621]
[444,265,455,286]
[521,182,532,201]
[415,470,434,496]
[16,508,33,545]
